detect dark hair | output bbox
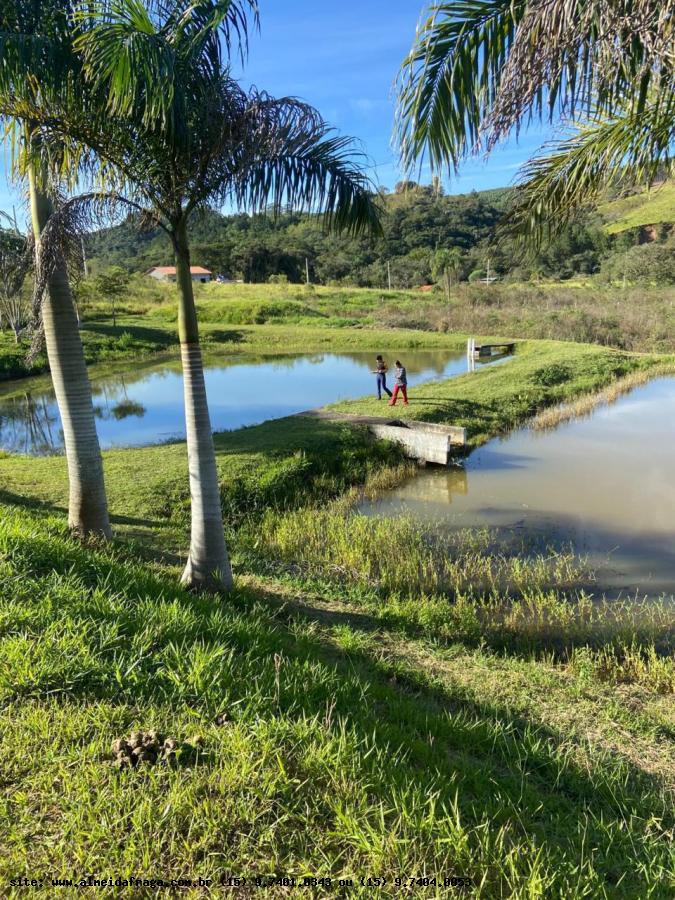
[376,355,383,360]
[395,360,402,366]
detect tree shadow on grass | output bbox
[202,329,246,345]
[0,488,67,518]
[84,321,177,348]
[1,511,672,895]
[0,487,167,533]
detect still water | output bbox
[361,378,675,597]
[0,350,481,455]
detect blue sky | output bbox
[0,0,555,216]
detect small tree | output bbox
[25,1,381,592]
[94,266,129,327]
[0,1,112,538]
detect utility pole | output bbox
[387,260,392,291]
[484,258,491,286]
[305,257,310,285]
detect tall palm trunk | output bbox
[28,164,111,538]
[174,219,232,592]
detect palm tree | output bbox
[433,246,463,300]
[396,1,674,239]
[0,1,112,537]
[24,1,381,591]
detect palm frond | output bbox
[231,95,382,236]
[235,133,382,237]
[507,101,675,245]
[30,190,161,349]
[0,3,80,106]
[73,0,258,127]
[73,1,177,127]
[2,4,379,240]
[396,0,527,171]
[396,0,675,173]
[167,0,259,65]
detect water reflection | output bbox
[413,467,469,503]
[0,350,488,455]
[0,392,61,455]
[92,376,148,423]
[362,378,675,598]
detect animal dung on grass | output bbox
[111,730,204,769]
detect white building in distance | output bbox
[146,266,212,283]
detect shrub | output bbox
[531,363,573,387]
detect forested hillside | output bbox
[86,182,675,287]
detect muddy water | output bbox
[361,378,675,597]
[0,349,498,455]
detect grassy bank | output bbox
[2,337,672,674]
[329,339,670,444]
[1,504,674,897]
[2,339,666,522]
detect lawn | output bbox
[1,332,674,897]
[1,503,673,897]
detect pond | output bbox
[360,377,675,598]
[0,349,493,455]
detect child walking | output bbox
[389,360,409,406]
[374,355,392,400]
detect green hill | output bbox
[83,182,673,286]
[599,182,675,234]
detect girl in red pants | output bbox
[389,360,408,406]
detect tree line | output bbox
[84,182,673,288]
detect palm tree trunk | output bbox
[28,164,111,538]
[174,220,232,592]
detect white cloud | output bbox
[350,98,377,114]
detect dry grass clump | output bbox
[530,364,675,431]
[569,643,675,694]
[374,283,675,352]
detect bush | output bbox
[531,363,574,387]
[601,243,675,284]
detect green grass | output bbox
[1,504,673,897]
[3,339,667,529]
[600,183,675,233]
[1,331,674,894]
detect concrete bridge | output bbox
[298,410,467,466]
